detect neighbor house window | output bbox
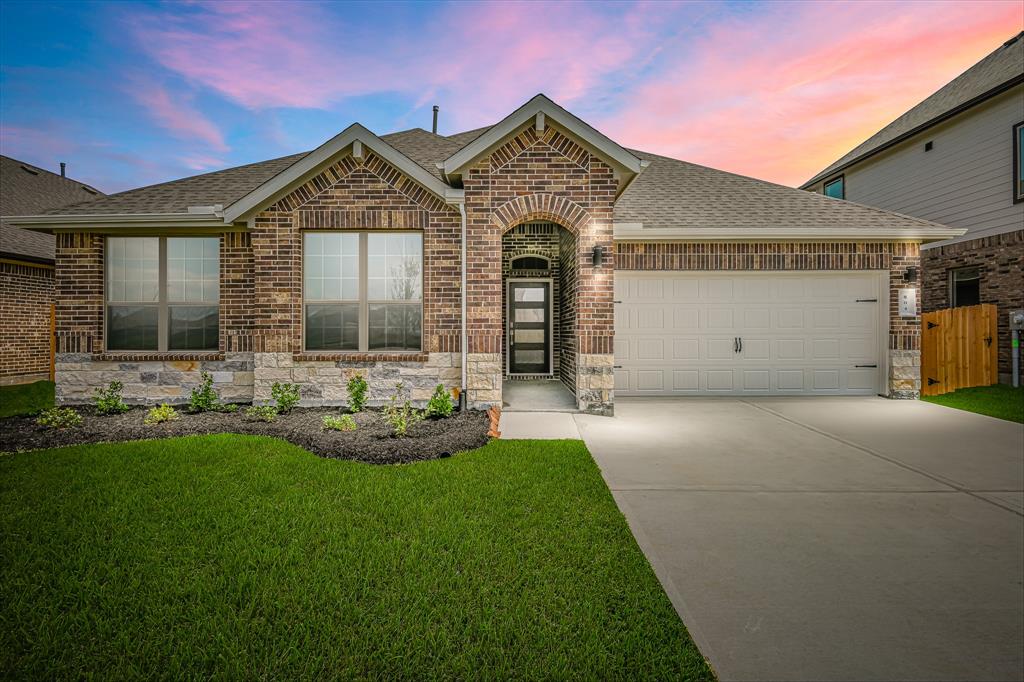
[106,236,219,351]
[1014,121,1023,203]
[303,232,422,352]
[949,266,980,308]
[823,175,845,199]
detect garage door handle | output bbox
[855,364,877,368]
[733,337,739,353]
[855,298,878,303]
[738,337,742,352]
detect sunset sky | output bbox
[1,0,1021,193]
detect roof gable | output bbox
[223,124,459,222]
[441,94,644,184]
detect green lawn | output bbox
[0,380,54,418]
[922,384,1024,423]
[0,435,713,680]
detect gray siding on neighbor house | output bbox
[809,86,1024,248]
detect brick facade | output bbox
[47,122,946,409]
[922,229,1024,383]
[0,260,53,384]
[464,124,616,413]
[615,241,924,397]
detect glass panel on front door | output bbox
[509,282,550,374]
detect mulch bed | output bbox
[0,407,491,465]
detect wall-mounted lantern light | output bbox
[904,266,918,283]
[591,245,605,267]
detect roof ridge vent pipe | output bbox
[60,162,66,177]
[432,105,439,135]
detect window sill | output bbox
[95,351,224,362]
[293,352,428,363]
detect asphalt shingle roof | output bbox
[24,120,952,236]
[803,32,1024,188]
[0,155,105,261]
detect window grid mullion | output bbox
[158,237,168,352]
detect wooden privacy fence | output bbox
[921,303,997,397]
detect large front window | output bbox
[303,232,422,352]
[106,237,219,351]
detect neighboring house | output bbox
[0,156,104,385]
[803,32,1024,384]
[11,95,961,414]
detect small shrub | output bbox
[322,414,357,432]
[383,383,423,437]
[144,404,179,425]
[271,382,301,413]
[35,407,83,429]
[216,403,240,413]
[92,380,130,416]
[346,374,369,413]
[244,405,277,422]
[187,371,221,413]
[426,384,454,419]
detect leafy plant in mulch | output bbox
[244,405,278,423]
[35,407,82,429]
[322,414,357,432]
[346,374,368,413]
[426,384,455,419]
[92,381,130,416]
[271,382,301,414]
[187,372,222,413]
[383,383,423,437]
[144,404,180,425]
[218,403,240,413]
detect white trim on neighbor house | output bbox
[223,123,463,223]
[10,213,232,232]
[612,225,965,242]
[442,94,646,180]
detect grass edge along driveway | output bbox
[0,435,715,680]
[921,384,1024,423]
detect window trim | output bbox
[823,174,845,200]
[1013,121,1023,204]
[948,266,981,308]
[301,230,424,353]
[104,236,221,353]
[510,254,552,271]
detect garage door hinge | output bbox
[613,365,622,369]
[855,298,878,302]
[613,300,622,304]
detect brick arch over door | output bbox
[491,194,592,236]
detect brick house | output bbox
[11,95,961,413]
[0,156,104,385]
[803,33,1023,384]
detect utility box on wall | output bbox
[898,288,917,317]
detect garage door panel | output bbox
[707,338,736,359]
[616,272,882,396]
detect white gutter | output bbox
[9,212,231,232]
[457,202,468,410]
[613,225,966,242]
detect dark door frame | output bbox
[506,278,553,376]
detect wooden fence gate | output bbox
[920,303,997,396]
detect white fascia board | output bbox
[442,94,644,176]
[613,225,967,242]
[223,123,454,223]
[9,213,229,232]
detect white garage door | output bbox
[614,272,884,396]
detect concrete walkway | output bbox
[575,397,1024,682]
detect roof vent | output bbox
[19,165,39,176]
[60,162,66,177]
[432,105,439,134]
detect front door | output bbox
[508,281,551,375]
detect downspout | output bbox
[457,202,468,410]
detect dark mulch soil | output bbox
[0,407,490,464]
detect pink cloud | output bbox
[120,0,1021,186]
[130,82,228,152]
[595,0,1024,185]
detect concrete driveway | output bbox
[575,397,1024,682]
